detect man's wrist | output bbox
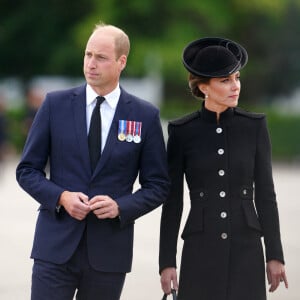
[56,205,61,213]
[56,190,68,213]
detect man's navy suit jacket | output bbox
[16,84,169,273]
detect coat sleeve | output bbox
[159,124,185,273]
[254,116,285,264]
[16,96,65,213]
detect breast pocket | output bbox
[109,140,141,170]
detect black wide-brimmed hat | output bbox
[182,37,248,77]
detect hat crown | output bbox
[183,37,248,77]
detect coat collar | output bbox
[201,101,234,124]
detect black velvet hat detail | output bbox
[182,37,248,77]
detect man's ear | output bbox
[119,55,127,71]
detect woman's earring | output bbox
[205,94,208,99]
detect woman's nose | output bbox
[232,80,240,90]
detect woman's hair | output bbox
[188,73,211,99]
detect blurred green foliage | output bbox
[5,106,27,152]
[2,0,300,103]
[1,0,300,160]
[5,98,300,161]
[267,112,300,161]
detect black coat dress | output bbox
[159,105,285,300]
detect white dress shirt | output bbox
[86,84,120,152]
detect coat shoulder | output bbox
[169,111,200,126]
[234,107,265,119]
[47,85,85,97]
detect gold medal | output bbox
[118,120,126,141]
[118,133,126,141]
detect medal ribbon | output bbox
[119,120,125,135]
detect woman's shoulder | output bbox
[169,111,200,126]
[234,107,265,119]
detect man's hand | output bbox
[89,195,120,219]
[58,191,90,220]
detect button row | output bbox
[198,191,227,198]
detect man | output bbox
[16,23,169,300]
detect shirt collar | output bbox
[86,84,120,109]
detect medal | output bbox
[133,135,141,143]
[118,133,126,141]
[118,120,126,141]
[126,120,133,142]
[133,121,142,143]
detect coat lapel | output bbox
[71,85,91,175]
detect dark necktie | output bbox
[88,96,105,172]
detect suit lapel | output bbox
[92,90,132,177]
[71,85,91,175]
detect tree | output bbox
[0,0,93,79]
[1,0,300,103]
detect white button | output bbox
[219,191,226,198]
[242,189,247,195]
[220,212,227,218]
[218,148,224,155]
[216,127,223,134]
[221,233,228,239]
[218,170,225,176]
[199,192,204,197]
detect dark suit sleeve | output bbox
[116,109,170,227]
[159,124,185,273]
[16,96,65,213]
[254,116,285,263]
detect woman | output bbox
[159,37,288,300]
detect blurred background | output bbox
[0,0,299,299]
[0,0,300,160]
